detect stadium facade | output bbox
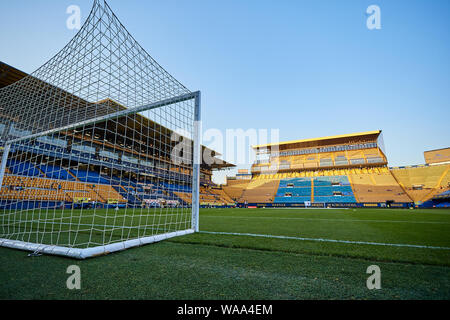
[223,132,450,208]
[0,62,235,210]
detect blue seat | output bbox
[39,164,76,181]
[7,160,42,177]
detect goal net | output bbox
[0,0,200,259]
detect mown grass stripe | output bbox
[200,231,450,250]
[201,215,450,225]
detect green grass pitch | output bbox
[1,207,449,299]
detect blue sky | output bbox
[0,0,449,183]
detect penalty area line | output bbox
[199,231,450,250]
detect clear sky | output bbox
[1,0,449,184]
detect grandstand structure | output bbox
[1,54,447,212]
[424,147,450,165]
[0,61,235,210]
[391,147,450,207]
[222,132,450,208]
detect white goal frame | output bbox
[0,91,201,259]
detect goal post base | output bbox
[0,229,195,259]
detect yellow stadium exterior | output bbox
[222,131,450,207]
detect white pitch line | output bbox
[200,231,450,250]
[200,215,449,225]
[260,207,347,210]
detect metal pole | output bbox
[0,122,12,190]
[191,91,201,232]
[0,143,11,190]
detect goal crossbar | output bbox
[5,91,200,146]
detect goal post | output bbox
[0,0,201,259]
[0,91,201,259]
[191,91,201,233]
[0,145,10,190]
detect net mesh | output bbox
[0,0,197,254]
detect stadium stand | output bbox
[222,179,250,202]
[38,164,77,181]
[174,186,234,206]
[274,178,311,203]
[1,62,447,209]
[0,62,238,210]
[0,175,126,204]
[224,131,433,206]
[313,176,356,203]
[7,159,43,177]
[1,157,239,208]
[209,187,234,204]
[239,179,280,203]
[349,168,411,203]
[1,147,235,209]
[424,147,450,165]
[390,164,450,203]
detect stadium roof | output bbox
[0,62,27,88]
[0,61,234,170]
[253,130,382,149]
[424,147,450,153]
[424,147,450,165]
